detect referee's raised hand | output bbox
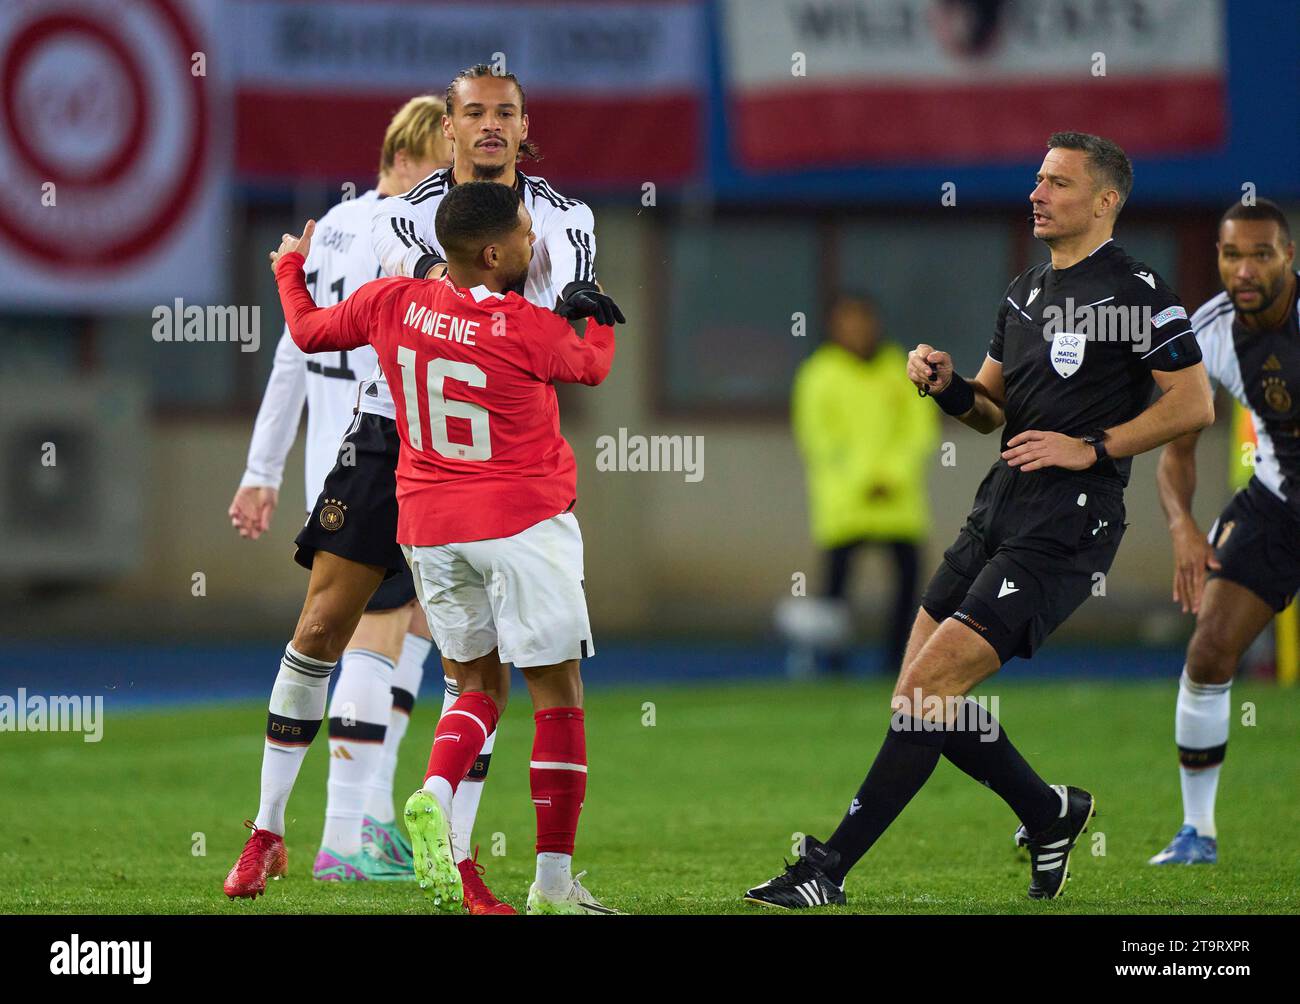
[907,344,953,394]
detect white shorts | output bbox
[403,512,594,668]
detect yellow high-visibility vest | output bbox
[792,342,938,548]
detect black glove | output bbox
[555,281,625,326]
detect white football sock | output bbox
[255,644,335,835]
[421,774,454,821]
[451,728,496,863]
[441,674,460,713]
[1180,767,1223,839]
[536,852,573,897]
[1175,668,1231,839]
[322,648,393,855]
[364,633,430,823]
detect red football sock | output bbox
[530,707,587,855]
[425,691,499,791]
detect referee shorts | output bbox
[920,460,1127,664]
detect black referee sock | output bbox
[941,699,1060,837]
[824,716,947,885]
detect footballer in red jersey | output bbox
[272,181,620,915]
[227,68,615,914]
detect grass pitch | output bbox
[4,676,1298,914]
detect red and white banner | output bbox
[723,0,1226,171]
[231,0,705,187]
[0,0,227,308]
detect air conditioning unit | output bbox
[0,376,146,584]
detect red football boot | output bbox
[458,847,517,915]
[224,820,288,899]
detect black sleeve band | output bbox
[560,279,598,302]
[931,373,976,416]
[414,252,446,280]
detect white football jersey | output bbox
[361,168,598,418]
[241,189,385,511]
[1192,274,1300,505]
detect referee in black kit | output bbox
[745,133,1215,909]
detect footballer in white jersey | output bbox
[225,95,495,903]
[239,189,383,513]
[226,70,622,913]
[361,160,606,419]
[362,65,622,916]
[1148,200,1298,868]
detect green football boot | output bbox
[403,790,462,912]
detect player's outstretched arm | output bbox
[229,330,307,539]
[555,282,625,327]
[1158,428,1219,614]
[555,319,616,386]
[525,306,617,386]
[909,345,1006,434]
[269,219,314,271]
[273,221,383,354]
[537,201,624,325]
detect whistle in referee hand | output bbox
[918,363,937,397]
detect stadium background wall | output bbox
[0,207,1243,646]
[0,0,1294,662]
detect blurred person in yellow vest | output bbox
[792,293,939,672]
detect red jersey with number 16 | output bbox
[275,250,615,546]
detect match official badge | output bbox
[1050,331,1086,378]
[319,499,348,532]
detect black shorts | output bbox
[1208,476,1300,612]
[294,413,417,613]
[920,460,1127,663]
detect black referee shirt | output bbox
[989,238,1202,485]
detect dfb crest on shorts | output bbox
[319,499,348,532]
[1050,332,1086,378]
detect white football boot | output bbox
[526,871,621,915]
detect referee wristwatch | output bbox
[1081,430,1110,465]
